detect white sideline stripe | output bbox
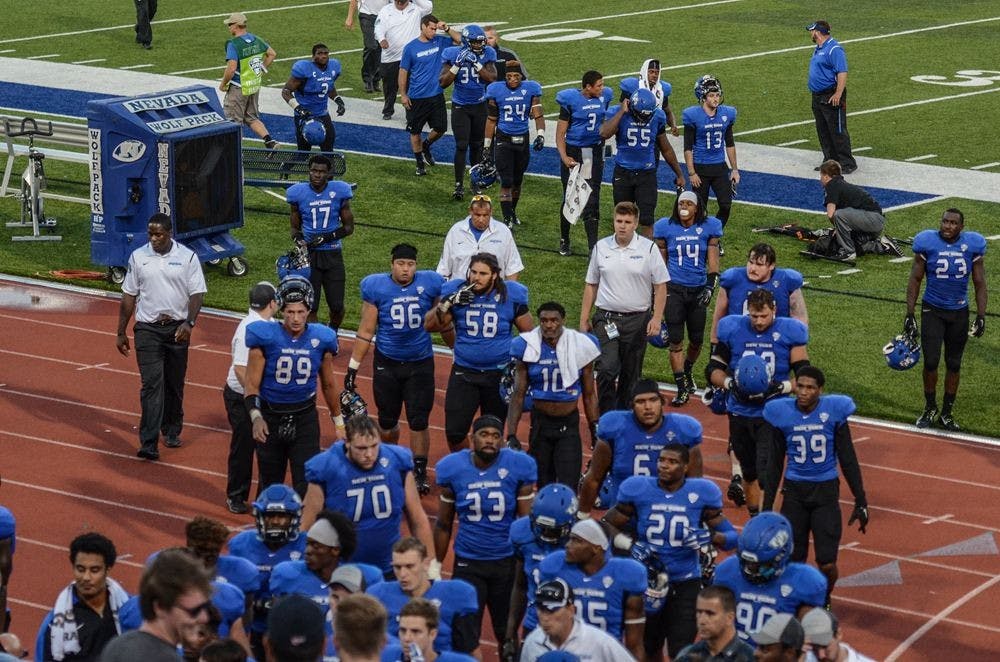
[853,146,873,152]
[922,514,954,524]
[72,58,106,65]
[25,54,59,60]
[119,64,154,70]
[0,1,350,44]
[18,536,147,569]
[2,477,197,522]
[970,162,1000,170]
[776,139,808,146]
[835,595,1000,635]
[905,154,937,162]
[885,573,1000,661]
[499,0,745,35]
[889,256,913,263]
[0,49,15,54]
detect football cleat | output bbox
[938,412,960,431]
[727,475,747,506]
[452,183,465,201]
[413,466,431,496]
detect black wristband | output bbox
[244,394,262,414]
[707,272,720,290]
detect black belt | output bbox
[811,86,837,95]
[597,308,647,318]
[141,318,183,327]
[496,129,529,141]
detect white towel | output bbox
[638,59,665,109]
[562,164,593,225]
[521,327,600,386]
[50,577,130,660]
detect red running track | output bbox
[1,278,998,660]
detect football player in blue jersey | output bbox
[184,516,261,598]
[287,154,355,330]
[710,243,808,506]
[369,537,479,656]
[906,208,988,431]
[578,379,704,516]
[244,275,344,497]
[434,415,538,650]
[302,415,434,575]
[482,61,544,228]
[505,301,600,487]
[601,88,685,236]
[503,482,577,661]
[281,43,346,153]
[347,244,446,495]
[439,24,498,200]
[0,490,13,633]
[653,191,723,405]
[426,252,533,451]
[538,519,647,659]
[683,75,739,230]
[227,483,307,661]
[603,443,738,661]
[762,366,868,608]
[271,510,383,620]
[619,59,680,137]
[382,598,478,662]
[707,288,810,516]
[555,70,613,255]
[712,512,827,646]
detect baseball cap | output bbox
[754,613,804,649]
[249,282,276,310]
[323,564,364,594]
[224,12,247,26]
[806,20,831,34]
[535,578,573,612]
[801,608,838,646]
[570,519,609,550]
[267,595,325,654]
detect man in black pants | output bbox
[223,282,277,514]
[806,20,857,173]
[134,0,157,49]
[345,0,389,93]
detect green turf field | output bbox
[1,1,998,434]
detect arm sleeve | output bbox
[835,423,867,506]
[724,124,735,148]
[684,123,696,151]
[761,423,787,511]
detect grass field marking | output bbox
[168,46,362,76]
[0,1,349,45]
[906,154,938,162]
[72,58,107,65]
[497,0,746,35]
[25,54,59,60]
[970,162,1000,170]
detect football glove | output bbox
[344,367,357,392]
[500,639,519,662]
[481,146,494,166]
[455,48,472,66]
[334,96,346,116]
[697,284,714,307]
[762,380,787,401]
[682,527,712,550]
[903,314,918,339]
[848,502,869,534]
[445,283,476,308]
[506,435,522,451]
[970,315,986,338]
[294,106,312,120]
[532,135,545,151]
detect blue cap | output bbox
[806,20,831,34]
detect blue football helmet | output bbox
[302,119,326,146]
[694,74,723,101]
[531,483,578,546]
[461,24,488,54]
[883,334,921,370]
[734,354,772,396]
[276,274,314,310]
[701,387,728,415]
[252,484,303,544]
[470,161,498,189]
[629,88,657,125]
[276,244,311,281]
[647,320,669,348]
[738,512,794,585]
[339,389,368,422]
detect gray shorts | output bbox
[224,86,261,125]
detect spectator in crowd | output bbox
[219,13,278,150]
[99,549,212,662]
[116,213,206,461]
[37,533,130,661]
[806,20,856,174]
[334,594,389,662]
[753,613,805,662]
[374,0,434,121]
[437,195,524,281]
[264,595,325,662]
[223,282,277,514]
[282,44,346,154]
[345,0,390,93]
[673,585,755,661]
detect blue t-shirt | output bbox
[764,394,855,483]
[619,78,673,107]
[682,103,738,165]
[653,216,724,287]
[556,87,613,147]
[305,442,414,573]
[509,332,599,403]
[716,315,809,417]
[442,279,529,370]
[508,516,563,632]
[616,476,722,583]
[912,229,987,310]
[713,556,827,646]
[290,58,342,116]
[608,104,667,171]
[286,179,354,252]
[720,267,804,318]
[401,35,453,99]
[486,79,543,135]
[435,449,537,559]
[808,37,848,92]
[245,321,339,404]
[271,560,382,633]
[227,530,307,633]
[538,551,646,640]
[442,44,497,105]
[361,270,444,362]
[368,579,479,653]
[598,410,703,503]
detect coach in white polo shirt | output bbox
[374,0,433,120]
[580,200,668,413]
[116,213,207,461]
[437,194,524,280]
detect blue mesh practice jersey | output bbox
[271,560,383,632]
[441,45,497,105]
[246,321,339,404]
[509,333,599,403]
[682,104,737,165]
[486,80,543,135]
[720,267,804,318]
[442,279,529,370]
[508,515,564,631]
[912,229,987,310]
[369,578,479,653]
[286,180,354,252]
[0,506,14,552]
[619,78,672,105]
[607,105,667,171]
[227,530,306,633]
[290,58,342,116]
[653,216,724,287]
[361,270,444,362]
[556,87,613,147]
[764,395,855,483]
